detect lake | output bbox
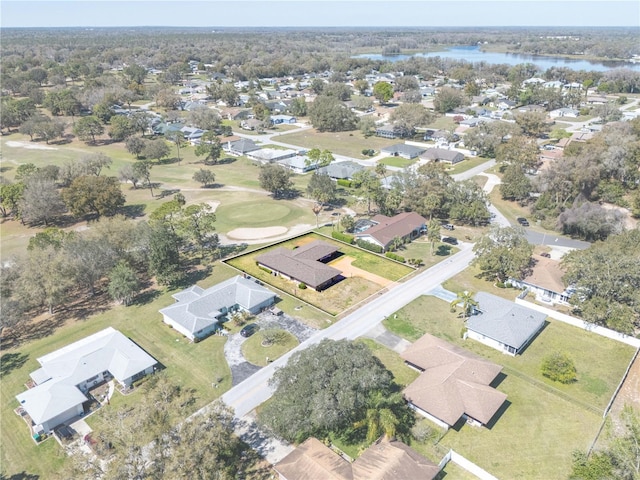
[354,45,640,72]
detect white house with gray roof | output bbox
[16,327,157,433]
[466,292,547,356]
[160,275,277,341]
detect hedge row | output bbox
[331,231,355,244]
[385,251,405,262]
[355,239,384,253]
[337,179,353,188]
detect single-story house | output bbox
[240,118,264,131]
[256,240,342,291]
[467,292,547,355]
[277,155,316,174]
[354,212,426,251]
[274,437,440,480]
[381,144,426,159]
[180,126,206,142]
[160,275,277,341]
[550,107,579,118]
[16,327,157,433]
[247,148,298,163]
[271,114,297,125]
[509,255,573,305]
[223,138,261,156]
[402,333,507,429]
[376,124,399,139]
[420,148,464,164]
[317,161,364,180]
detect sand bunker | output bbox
[5,141,58,150]
[227,226,288,240]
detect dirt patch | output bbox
[610,352,640,415]
[329,256,392,287]
[227,226,288,240]
[5,141,58,151]
[601,203,638,230]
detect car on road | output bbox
[442,236,458,245]
[517,217,530,227]
[442,223,455,231]
[240,323,259,337]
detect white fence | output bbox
[515,298,640,348]
[439,449,500,480]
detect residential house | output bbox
[354,212,426,251]
[466,292,547,355]
[240,118,264,131]
[274,437,440,480]
[381,144,426,160]
[223,138,261,156]
[549,107,579,119]
[509,255,573,305]
[180,126,206,143]
[16,327,157,433]
[402,333,507,429]
[271,114,297,125]
[376,124,399,139]
[255,240,342,291]
[160,275,277,341]
[420,148,464,164]
[317,161,364,181]
[247,148,298,163]
[221,108,252,121]
[277,155,317,174]
[497,99,517,110]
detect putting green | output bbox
[216,201,292,227]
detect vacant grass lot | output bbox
[378,156,416,168]
[0,264,241,478]
[383,294,635,479]
[276,129,396,158]
[225,233,414,315]
[241,330,299,366]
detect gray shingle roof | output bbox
[381,144,426,158]
[317,161,364,180]
[468,292,547,350]
[160,275,276,335]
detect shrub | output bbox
[337,179,353,188]
[298,282,307,289]
[411,420,435,442]
[385,251,405,262]
[331,231,355,244]
[258,265,273,274]
[355,239,383,253]
[407,258,422,267]
[541,352,577,384]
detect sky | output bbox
[1,0,639,28]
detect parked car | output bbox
[540,252,551,258]
[517,217,530,227]
[442,223,455,231]
[240,323,259,337]
[442,236,458,245]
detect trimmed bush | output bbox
[337,179,353,188]
[331,231,355,244]
[385,252,405,263]
[298,282,307,289]
[355,239,384,253]
[541,352,577,384]
[258,265,273,274]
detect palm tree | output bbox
[427,219,441,255]
[450,291,479,320]
[354,391,402,443]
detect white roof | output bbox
[16,327,157,426]
[160,275,276,335]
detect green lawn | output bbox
[358,339,420,388]
[0,264,242,477]
[276,129,397,159]
[442,264,524,303]
[241,330,299,367]
[378,156,416,168]
[382,294,635,479]
[446,156,493,176]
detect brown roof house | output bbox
[354,212,426,251]
[256,240,342,291]
[466,292,547,356]
[402,333,507,429]
[508,255,573,306]
[274,437,440,480]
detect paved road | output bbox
[220,242,475,418]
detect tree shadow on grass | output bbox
[130,288,162,306]
[0,352,29,378]
[1,316,67,350]
[217,157,237,165]
[120,204,146,218]
[157,188,181,199]
[171,267,212,290]
[0,472,40,480]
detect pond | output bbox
[354,45,640,72]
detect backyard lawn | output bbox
[382,294,636,479]
[276,129,397,158]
